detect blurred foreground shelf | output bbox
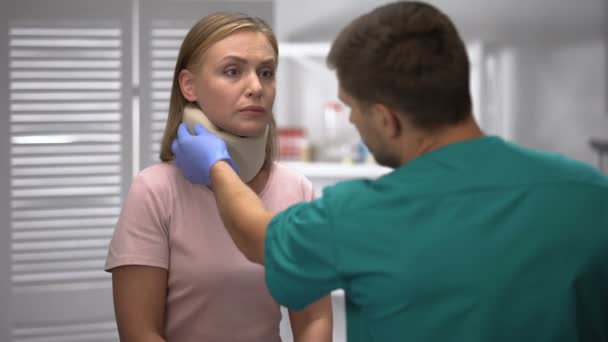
[282,161,391,179]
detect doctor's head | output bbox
[327,1,473,167]
[160,12,278,167]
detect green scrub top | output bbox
[265,136,608,342]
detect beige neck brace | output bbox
[182,104,268,183]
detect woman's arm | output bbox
[288,294,333,342]
[112,265,168,342]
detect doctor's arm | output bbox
[210,161,273,264]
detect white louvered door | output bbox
[2,0,132,341]
[140,23,187,166]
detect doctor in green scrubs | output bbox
[172,1,608,341]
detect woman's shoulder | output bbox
[131,161,184,192]
[262,162,314,202]
[138,161,180,177]
[270,161,312,185]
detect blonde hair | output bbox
[159,12,278,170]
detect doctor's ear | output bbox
[372,103,401,138]
[178,69,197,102]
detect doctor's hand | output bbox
[172,123,238,186]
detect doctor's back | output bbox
[322,136,608,341]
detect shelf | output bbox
[282,161,391,179]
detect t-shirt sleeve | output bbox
[105,173,170,271]
[300,174,316,201]
[264,192,344,310]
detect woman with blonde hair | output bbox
[105,12,333,342]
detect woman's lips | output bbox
[238,106,266,116]
[239,105,265,112]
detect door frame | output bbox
[1,1,12,340]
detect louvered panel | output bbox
[11,72,121,80]
[12,144,121,154]
[13,156,121,166]
[12,247,111,293]
[12,104,121,112]
[13,176,121,187]
[11,165,121,177]
[11,60,121,68]
[12,113,121,122]
[153,101,169,109]
[12,197,121,210]
[11,93,117,105]
[13,217,119,229]
[11,81,121,90]
[13,321,117,342]
[13,249,109,262]
[15,226,113,239]
[9,26,124,291]
[11,123,121,133]
[145,28,188,164]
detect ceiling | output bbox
[274,0,607,44]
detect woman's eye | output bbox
[259,68,275,79]
[224,68,240,77]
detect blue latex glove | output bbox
[172,123,238,186]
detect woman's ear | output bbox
[178,69,197,102]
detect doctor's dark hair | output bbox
[327,1,472,130]
[159,12,278,170]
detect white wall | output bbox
[500,39,607,167]
[274,0,605,44]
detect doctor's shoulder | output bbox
[320,177,377,209]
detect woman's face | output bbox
[182,30,276,137]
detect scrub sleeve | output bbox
[264,197,345,310]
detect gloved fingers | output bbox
[193,123,211,136]
[226,158,239,174]
[177,122,192,140]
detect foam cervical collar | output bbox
[182,104,268,183]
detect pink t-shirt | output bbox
[105,161,314,342]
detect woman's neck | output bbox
[246,166,270,194]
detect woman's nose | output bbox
[246,72,263,97]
